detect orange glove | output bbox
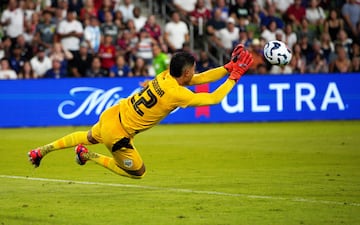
[224,44,245,72]
[229,50,254,82]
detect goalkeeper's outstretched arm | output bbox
[185,50,254,106]
[189,66,229,86]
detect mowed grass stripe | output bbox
[1,174,359,207]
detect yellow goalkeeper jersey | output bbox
[118,67,235,135]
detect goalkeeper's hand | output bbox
[224,44,245,72]
[228,50,253,82]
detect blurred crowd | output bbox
[0,0,359,79]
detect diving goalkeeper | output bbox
[28,44,253,179]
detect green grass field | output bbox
[0,121,359,225]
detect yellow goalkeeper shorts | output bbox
[91,104,144,171]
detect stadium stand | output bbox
[0,0,359,79]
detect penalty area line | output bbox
[0,174,359,207]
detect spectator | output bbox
[164,11,190,53]
[132,57,149,77]
[234,27,251,48]
[100,11,118,46]
[109,55,133,77]
[196,50,215,72]
[114,10,126,30]
[306,40,324,62]
[299,36,313,63]
[275,29,285,42]
[86,56,109,77]
[30,45,52,78]
[190,0,211,48]
[296,18,317,45]
[0,0,24,42]
[57,9,84,57]
[29,11,40,33]
[229,0,251,21]
[285,0,306,27]
[283,23,297,49]
[117,30,137,62]
[214,17,239,53]
[98,35,116,71]
[84,16,102,54]
[356,22,360,45]
[116,0,135,23]
[125,19,138,41]
[256,63,268,74]
[248,1,264,31]
[324,9,344,42]
[0,58,17,79]
[260,4,284,31]
[69,42,93,78]
[335,29,353,57]
[352,56,360,72]
[48,42,73,72]
[53,5,66,26]
[329,45,352,73]
[350,43,360,61]
[212,0,229,21]
[15,35,33,61]
[23,21,35,45]
[269,64,293,74]
[272,0,294,14]
[307,53,328,73]
[68,0,83,16]
[341,0,360,39]
[80,0,98,23]
[98,0,113,23]
[319,32,335,63]
[136,29,156,66]
[173,0,197,17]
[23,0,37,23]
[143,15,163,45]
[18,60,36,79]
[248,38,266,74]
[44,59,67,79]
[0,37,12,60]
[181,42,198,61]
[55,0,69,21]
[132,6,147,32]
[9,44,26,74]
[290,43,306,73]
[93,0,103,12]
[152,44,170,76]
[261,20,279,43]
[206,8,226,36]
[351,43,360,72]
[305,0,326,26]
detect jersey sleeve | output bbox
[189,67,228,85]
[173,78,236,107]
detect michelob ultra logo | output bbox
[58,87,140,119]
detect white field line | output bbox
[1,174,359,207]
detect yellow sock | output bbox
[39,131,91,156]
[85,152,142,179]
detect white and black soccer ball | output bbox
[263,40,292,66]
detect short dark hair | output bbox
[169,52,195,78]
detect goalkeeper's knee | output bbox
[126,164,146,179]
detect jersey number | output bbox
[131,87,157,116]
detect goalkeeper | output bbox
[28,44,253,179]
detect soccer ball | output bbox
[263,40,292,66]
